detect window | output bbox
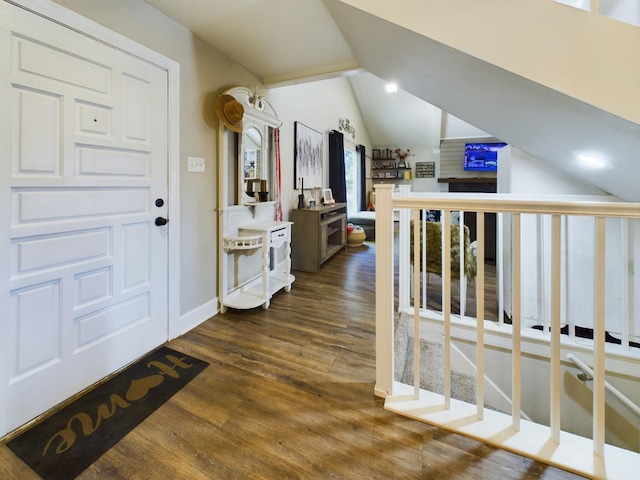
[344,145,359,217]
[554,0,640,26]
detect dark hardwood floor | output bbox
[0,241,585,479]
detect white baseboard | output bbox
[175,297,218,338]
[374,384,391,398]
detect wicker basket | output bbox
[347,225,366,247]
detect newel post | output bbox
[374,184,395,397]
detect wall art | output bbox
[294,121,323,189]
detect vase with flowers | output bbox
[394,148,413,168]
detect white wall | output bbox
[403,146,440,193]
[369,113,489,194]
[500,147,640,349]
[441,113,489,140]
[267,77,372,219]
[503,148,607,196]
[371,145,440,194]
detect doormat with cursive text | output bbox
[7,346,209,480]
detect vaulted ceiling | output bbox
[144,0,640,201]
[144,0,445,149]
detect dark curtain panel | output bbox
[328,130,346,203]
[357,145,366,211]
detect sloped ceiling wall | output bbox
[325,0,640,202]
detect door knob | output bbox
[155,217,168,226]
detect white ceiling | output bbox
[144,0,640,201]
[144,0,358,84]
[144,0,443,149]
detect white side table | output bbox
[221,220,294,310]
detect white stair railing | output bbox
[375,185,640,479]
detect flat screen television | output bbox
[463,142,507,172]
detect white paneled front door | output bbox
[0,2,169,436]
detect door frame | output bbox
[6,0,181,338]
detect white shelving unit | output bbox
[221,220,294,310]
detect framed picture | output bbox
[294,121,323,189]
[416,161,436,178]
[321,188,334,205]
[372,148,381,159]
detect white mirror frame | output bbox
[217,86,282,208]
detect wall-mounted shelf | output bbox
[223,235,262,251]
[371,157,411,180]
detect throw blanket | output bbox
[409,220,477,279]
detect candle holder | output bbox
[246,179,264,198]
[297,194,304,209]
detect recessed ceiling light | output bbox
[572,151,613,170]
[385,83,398,93]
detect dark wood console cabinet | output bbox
[290,203,347,273]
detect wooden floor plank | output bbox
[0,241,585,479]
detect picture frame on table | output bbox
[321,188,334,205]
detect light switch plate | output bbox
[187,156,205,173]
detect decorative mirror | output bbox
[242,126,266,203]
[216,86,281,207]
[243,127,261,181]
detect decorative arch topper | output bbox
[222,86,281,129]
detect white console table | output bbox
[221,219,294,311]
